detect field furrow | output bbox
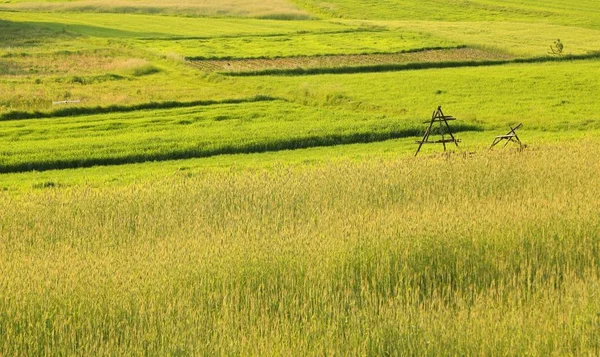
[189,47,510,72]
[0,100,480,173]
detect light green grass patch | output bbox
[142,29,459,59]
[245,59,600,130]
[0,130,595,193]
[0,12,351,39]
[378,21,600,57]
[293,0,600,29]
[0,100,442,173]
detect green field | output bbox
[295,0,600,29]
[1,0,600,355]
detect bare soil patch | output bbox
[189,47,514,72]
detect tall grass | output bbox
[1,143,599,355]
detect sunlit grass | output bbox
[1,142,599,355]
[0,0,311,18]
[294,0,600,29]
[0,100,458,173]
[146,29,458,59]
[1,2,600,355]
[0,12,346,40]
[379,21,600,57]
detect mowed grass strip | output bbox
[0,101,480,173]
[191,47,508,72]
[0,12,351,39]
[154,30,458,59]
[1,143,599,355]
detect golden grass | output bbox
[1,142,599,355]
[0,51,152,76]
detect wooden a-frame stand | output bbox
[414,106,460,157]
[489,123,523,150]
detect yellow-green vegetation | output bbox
[147,30,458,59]
[383,21,600,57]
[1,0,600,354]
[1,142,600,355]
[294,0,600,29]
[0,0,310,19]
[0,99,443,173]
[0,12,347,41]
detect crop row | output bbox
[222,52,600,76]
[0,100,482,173]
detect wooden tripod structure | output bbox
[490,123,523,150]
[414,106,460,157]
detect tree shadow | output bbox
[0,18,76,49]
[0,18,174,50]
[25,21,176,39]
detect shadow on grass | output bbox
[26,21,174,39]
[0,18,174,46]
[0,123,482,174]
[0,18,77,49]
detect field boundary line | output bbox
[0,124,483,174]
[185,45,467,61]
[221,52,600,77]
[140,27,382,41]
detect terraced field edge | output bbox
[185,45,468,61]
[222,52,600,76]
[0,95,279,121]
[0,124,482,174]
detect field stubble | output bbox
[189,47,510,72]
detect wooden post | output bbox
[414,106,461,157]
[489,123,523,150]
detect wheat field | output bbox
[1,142,599,355]
[1,0,600,355]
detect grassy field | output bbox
[2,0,600,355]
[0,0,310,18]
[294,0,600,29]
[383,21,600,57]
[0,99,450,173]
[1,142,600,355]
[148,30,459,60]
